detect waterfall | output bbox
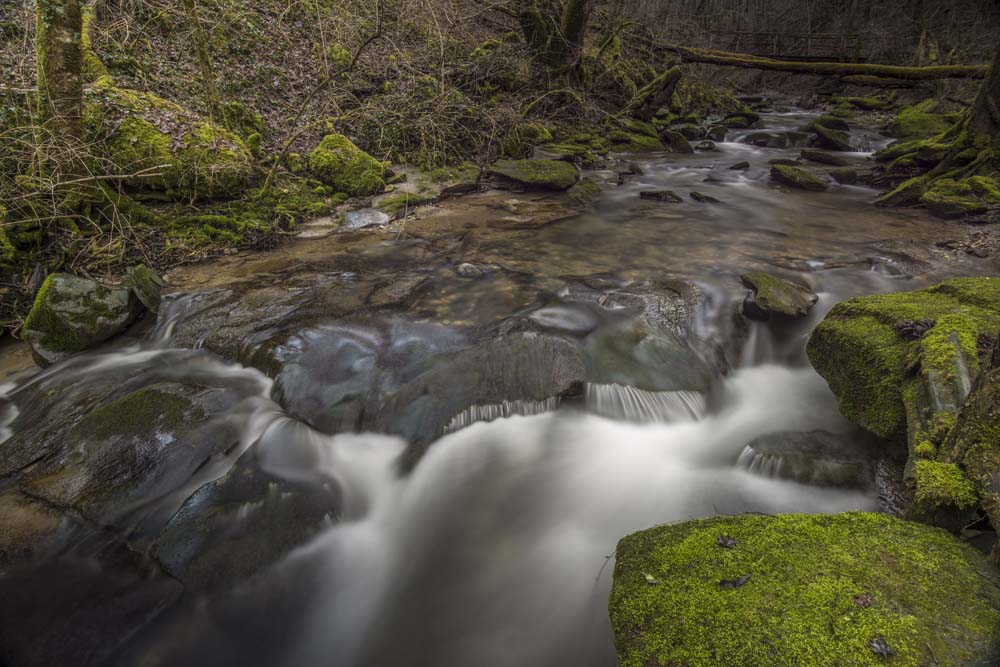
[444,398,562,433]
[584,383,707,423]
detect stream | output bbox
[0,109,997,667]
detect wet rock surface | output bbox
[21,273,143,366]
[740,271,818,320]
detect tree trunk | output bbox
[181,0,220,119]
[558,0,593,70]
[629,66,682,120]
[36,0,84,178]
[970,44,1000,137]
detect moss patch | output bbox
[308,133,388,197]
[610,512,1000,667]
[920,176,1000,219]
[807,278,1000,446]
[770,165,828,191]
[76,387,198,442]
[486,159,579,191]
[84,81,253,199]
[887,101,962,140]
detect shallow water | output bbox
[1,110,997,666]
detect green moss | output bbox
[876,176,927,206]
[836,95,893,111]
[76,388,198,441]
[21,275,82,354]
[798,114,850,133]
[607,129,664,152]
[375,192,435,217]
[770,165,828,191]
[85,82,253,199]
[913,460,978,510]
[307,133,387,197]
[504,123,554,157]
[920,176,1000,219]
[808,279,1000,449]
[486,159,579,190]
[888,100,961,140]
[471,39,502,58]
[610,512,1000,667]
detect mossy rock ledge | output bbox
[609,512,1000,667]
[484,159,580,191]
[21,273,143,366]
[806,278,1000,529]
[807,278,1000,443]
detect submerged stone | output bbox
[639,190,683,203]
[740,271,817,320]
[21,273,142,366]
[610,512,1000,667]
[800,149,849,167]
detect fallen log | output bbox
[647,42,988,81]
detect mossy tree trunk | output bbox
[181,0,220,120]
[970,44,1000,138]
[517,0,593,74]
[36,0,85,180]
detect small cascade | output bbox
[584,383,706,423]
[736,444,784,477]
[0,382,18,444]
[444,397,561,433]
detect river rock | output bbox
[830,167,859,185]
[728,161,750,170]
[694,140,717,151]
[806,279,1000,497]
[126,264,165,312]
[813,124,853,151]
[639,190,683,203]
[484,159,580,191]
[767,158,800,167]
[154,422,342,594]
[738,430,883,488]
[610,512,1000,667]
[21,273,142,366]
[705,124,727,142]
[721,111,760,129]
[800,149,850,166]
[740,271,818,320]
[745,131,789,148]
[673,123,703,140]
[690,192,720,204]
[799,114,850,132]
[660,130,694,154]
[770,164,828,191]
[456,262,483,278]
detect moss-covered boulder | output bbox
[484,159,579,191]
[770,165,828,191]
[813,124,853,151]
[799,114,850,133]
[21,274,142,366]
[608,118,663,153]
[610,512,1000,667]
[85,81,253,199]
[942,332,1000,560]
[660,130,694,154]
[308,133,388,197]
[887,100,962,140]
[920,176,1000,219]
[740,271,818,320]
[721,110,760,129]
[800,149,849,167]
[806,279,1000,465]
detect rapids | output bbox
[0,108,997,667]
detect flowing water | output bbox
[0,109,997,667]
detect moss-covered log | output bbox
[628,66,681,121]
[661,45,988,81]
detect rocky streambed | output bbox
[1,107,999,667]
